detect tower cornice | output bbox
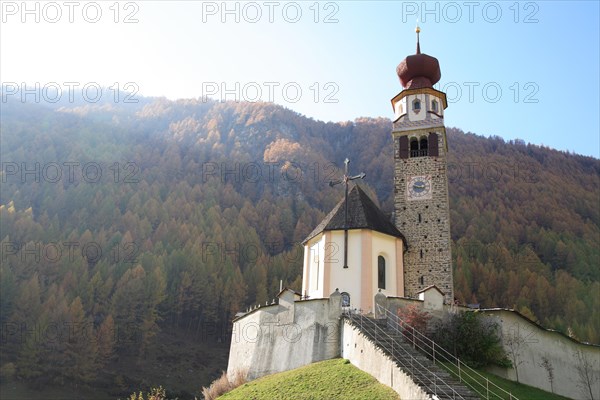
[391,87,448,111]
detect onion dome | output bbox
[396,25,441,89]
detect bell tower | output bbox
[392,26,453,302]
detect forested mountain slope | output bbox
[1,97,598,395]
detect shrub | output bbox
[432,311,511,368]
[397,304,432,341]
[201,369,247,400]
[128,386,167,400]
[0,363,16,381]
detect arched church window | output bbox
[432,100,438,112]
[378,256,386,289]
[341,292,351,308]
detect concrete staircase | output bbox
[344,314,481,400]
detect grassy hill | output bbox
[219,359,399,400]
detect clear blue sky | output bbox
[2,1,599,157]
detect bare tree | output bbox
[574,349,599,400]
[504,327,527,383]
[539,356,555,393]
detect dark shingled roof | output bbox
[303,185,407,246]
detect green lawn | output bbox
[220,357,571,400]
[438,362,571,400]
[220,358,400,400]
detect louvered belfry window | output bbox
[429,132,439,157]
[399,136,409,159]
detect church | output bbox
[227,26,456,380]
[301,24,454,311]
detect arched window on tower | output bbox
[410,138,419,156]
[413,99,421,112]
[378,256,386,289]
[432,100,439,112]
[420,137,428,156]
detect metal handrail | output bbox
[343,309,467,399]
[376,304,518,400]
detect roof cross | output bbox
[416,19,421,54]
[329,158,365,268]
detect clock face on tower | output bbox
[407,175,432,200]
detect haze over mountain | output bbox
[1,96,598,397]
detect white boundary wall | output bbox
[383,296,600,400]
[227,291,341,381]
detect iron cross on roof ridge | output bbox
[329,158,366,268]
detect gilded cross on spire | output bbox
[416,19,421,54]
[329,158,365,268]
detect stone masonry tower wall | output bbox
[392,120,453,301]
